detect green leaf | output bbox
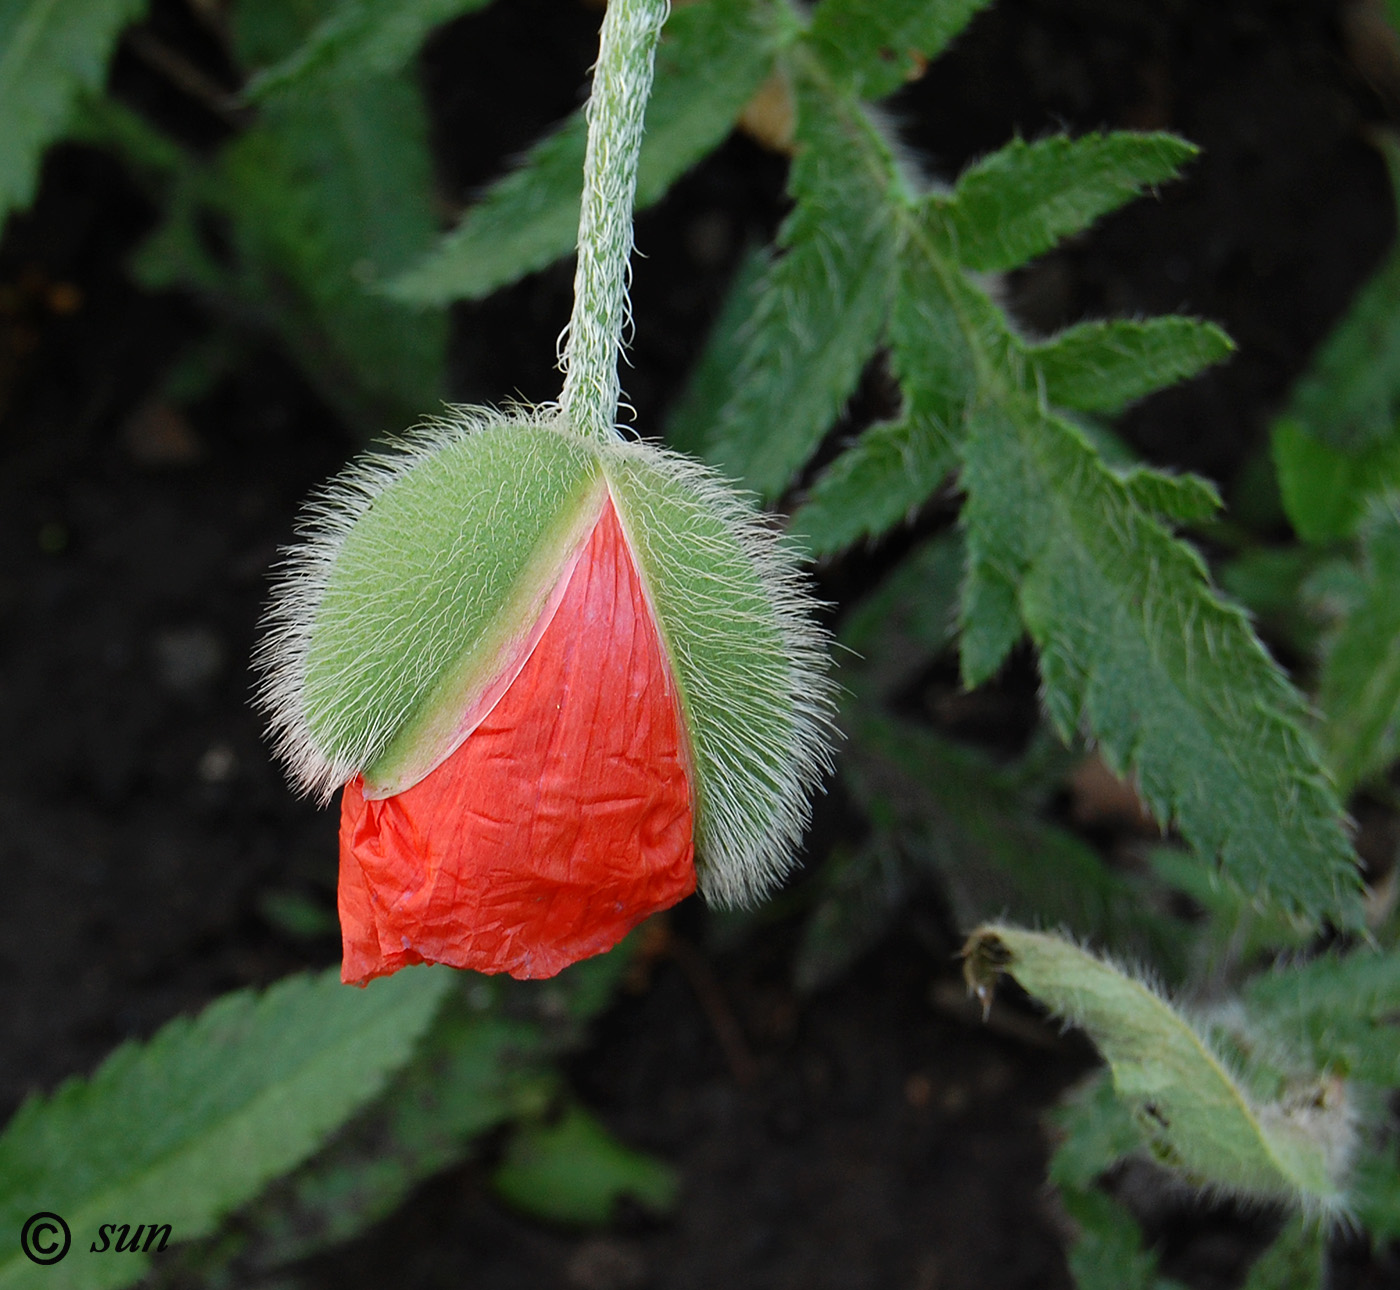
[1049,1074,1149,1191]
[1240,1217,1326,1290]
[790,217,1008,551]
[215,71,448,431]
[174,947,635,1280]
[790,412,957,554]
[244,0,496,99]
[0,0,147,226]
[0,966,450,1290]
[64,93,185,183]
[1243,947,1400,1087]
[807,0,994,100]
[1352,1147,1400,1243]
[491,1105,678,1226]
[1030,318,1234,415]
[385,0,779,304]
[1315,498,1400,791]
[1060,1188,1184,1290]
[1117,466,1222,524]
[958,397,1361,927]
[695,77,900,496]
[936,133,1197,274]
[964,925,1356,1210]
[1271,418,1400,543]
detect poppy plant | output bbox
[256,408,834,983]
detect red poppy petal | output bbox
[338,496,696,983]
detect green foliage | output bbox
[123,0,451,433]
[1240,1218,1326,1290]
[964,925,1356,1211]
[386,0,780,304]
[0,967,449,1290]
[243,0,495,98]
[1059,1188,1184,1290]
[1275,139,1400,458]
[848,715,1187,970]
[0,0,147,227]
[492,1105,679,1225]
[935,133,1197,274]
[671,12,1334,949]
[1243,946,1400,1087]
[1271,418,1400,544]
[689,76,901,496]
[154,949,634,1284]
[1029,318,1234,415]
[1268,139,1400,542]
[959,398,1359,925]
[1311,498,1400,791]
[807,0,994,100]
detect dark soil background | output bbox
[3,1,1400,1287]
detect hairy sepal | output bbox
[258,410,835,902]
[256,408,604,801]
[601,442,837,904]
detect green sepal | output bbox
[601,442,834,904]
[262,411,604,800]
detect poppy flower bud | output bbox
[256,407,834,983]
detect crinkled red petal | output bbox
[338,497,696,983]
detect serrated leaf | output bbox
[959,397,1361,927]
[964,925,1355,1210]
[1240,1216,1326,1290]
[934,133,1197,274]
[244,0,495,99]
[1271,418,1400,543]
[385,0,779,304]
[1243,947,1400,1087]
[0,967,450,1290]
[791,216,1008,551]
[1030,317,1234,415]
[807,0,994,100]
[203,945,636,1278]
[790,412,958,554]
[958,559,1024,686]
[1315,498,1400,791]
[0,0,147,227]
[1118,466,1222,524]
[695,77,900,496]
[492,1105,678,1226]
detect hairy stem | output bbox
[559,0,667,441]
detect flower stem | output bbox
[559,0,668,442]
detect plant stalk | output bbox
[559,0,668,441]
